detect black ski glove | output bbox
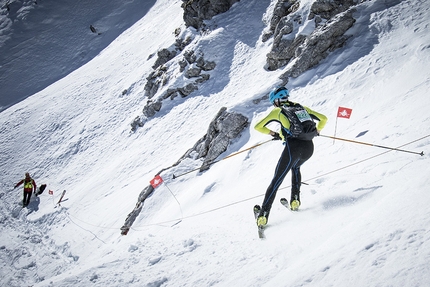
[272,132,282,141]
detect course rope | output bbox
[131,133,430,230]
[43,134,430,231]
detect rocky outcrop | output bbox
[265,0,358,83]
[140,49,216,119]
[182,0,240,29]
[143,66,168,100]
[130,116,145,132]
[262,0,300,42]
[122,107,248,234]
[120,184,154,235]
[142,99,162,118]
[188,107,248,171]
[309,0,357,20]
[280,10,356,81]
[137,0,361,128]
[133,0,240,131]
[152,49,177,70]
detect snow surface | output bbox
[1,0,430,286]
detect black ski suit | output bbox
[254,102,327,216]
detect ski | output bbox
[257,224,265,239]
[280,198,291,211]
[253,205,265,239]
[280,197,300,212]
[55,190,66,207]
[35,184,47,196]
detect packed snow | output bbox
[1,0,429,286]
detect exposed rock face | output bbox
[170,107,249,171]
[182,0,240,29]
[142,100,162,118]
[309,0,358,20]
[196,107,249,171]
[120,184,154,235]
[143,66,168,100]
[122,107,248,234]
[135,0,239,130]
[130,116,145,132]
[140,50,215,119]
[144,107,248,176]
[262,0,300,42]
[152,49,177,70]
[280,10,356,81]
[138,0,362,128]
[265,0,358,83]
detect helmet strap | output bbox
[276,98,290,106]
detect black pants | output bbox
[23,191,32,206]
[261,139,314,213]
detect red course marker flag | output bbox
[49,190,54,195]
[337,107,353,119]
[150,175,164,188]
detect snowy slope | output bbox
[1,0,430,286]
[0,0,158,111]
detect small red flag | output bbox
[150,175,163,188]
[49,190,54,195]
[337,107,352,119]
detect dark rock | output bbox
[266,0,358,76]
[196,57,216,71]
[182,0,240,29]
[195,74,210,84]
[179,59,188,72]
[163,89,180,100]
[142,100,162,117]
[130,116,145,132]
[144,66,167,99]
[175,35,194,51]
[280,10,356,80]
[197,107,248,171]
[309,0,357,20]
[178,83,198,97]
[185,67,202,78]
[152,48,177,70]
[184,50,197,64]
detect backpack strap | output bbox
[280,102,317,140]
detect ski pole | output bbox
[214,138,273,161]
[173,139,273,179]
[320,135,424,156]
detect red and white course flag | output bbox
[49,190,54,195]
[337,107,353,119]
[150,175,164,188]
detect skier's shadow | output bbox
[28,195,41,212]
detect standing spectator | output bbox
[14,172,37,207]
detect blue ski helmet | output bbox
[269,86,289,105]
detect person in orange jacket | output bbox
[14,172,37,207]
